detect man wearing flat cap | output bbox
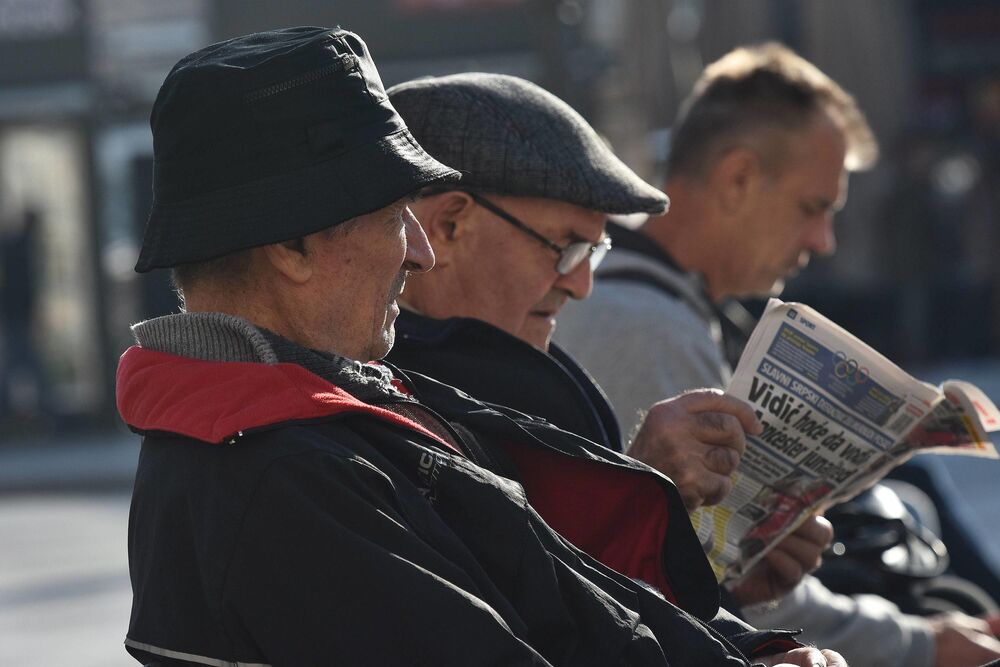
[385,71,834,618]
[119,26,843,667]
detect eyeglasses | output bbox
[467,192,612,275]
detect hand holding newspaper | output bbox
[692,299,999,583]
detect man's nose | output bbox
[554,256,593,300]
[403,207,435,273]
[805,215,837,257]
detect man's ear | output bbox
[261,238,312,284]
[410,191,477,266]
[711,147,763,215]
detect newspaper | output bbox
[691,299,1000,583]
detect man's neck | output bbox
[184,290,295,341]
[638,179,728,303]
[184,287,359,362]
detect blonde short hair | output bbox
[667,42,878,179]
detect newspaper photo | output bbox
[691,299,1000,583]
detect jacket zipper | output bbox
[368,396,489,468]
[214,400,462,450]
[216,397,492,469]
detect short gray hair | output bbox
[169,249,254,308]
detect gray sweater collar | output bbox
[131,312,406,402]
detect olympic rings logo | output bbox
[833,351,869,384]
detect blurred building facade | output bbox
[0,0,997,434]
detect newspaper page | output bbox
[902,380,1000,455]
[690,299,1000,583]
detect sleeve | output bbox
[556,282,729,438]
[741,575,935,667]
[224,449,551,667]
[707,606,802,659]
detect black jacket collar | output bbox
[388,309,624,452]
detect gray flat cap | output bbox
[388,73,668,215]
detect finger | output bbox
[763,647,828,667]
[769,532,825,573]
[673,468,732,510]
[634,410,741,471]
[699,473,733,507]
[790,515,834,549]
[675,390,763,435]
[820,649,847,667]
[626,438,733,508]
[690,411,748,453]
[944,612,992,634]
[983,612,1000,636]
[762,544,809,589]
[704,444,741,476]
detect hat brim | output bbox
[135,128,459,272]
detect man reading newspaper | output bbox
[696,299,1000,582]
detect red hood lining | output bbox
[116,346,455,452]
[498,439,675,603]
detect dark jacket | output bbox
[389,309,623,451]
[119,346,795,666]
[388,309,756,621]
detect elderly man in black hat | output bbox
[119,27,845,667]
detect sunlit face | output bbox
[308,200,434,361]
[727,112,848,298]
[439,195,606,350]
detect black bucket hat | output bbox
[388,73,668,215]
[135,26,460,272]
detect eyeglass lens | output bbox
[555,237,611,275]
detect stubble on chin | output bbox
[518,316,556,352]
[766,252,808,297]
[368,273,407,361]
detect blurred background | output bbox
[0,1,997,665]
